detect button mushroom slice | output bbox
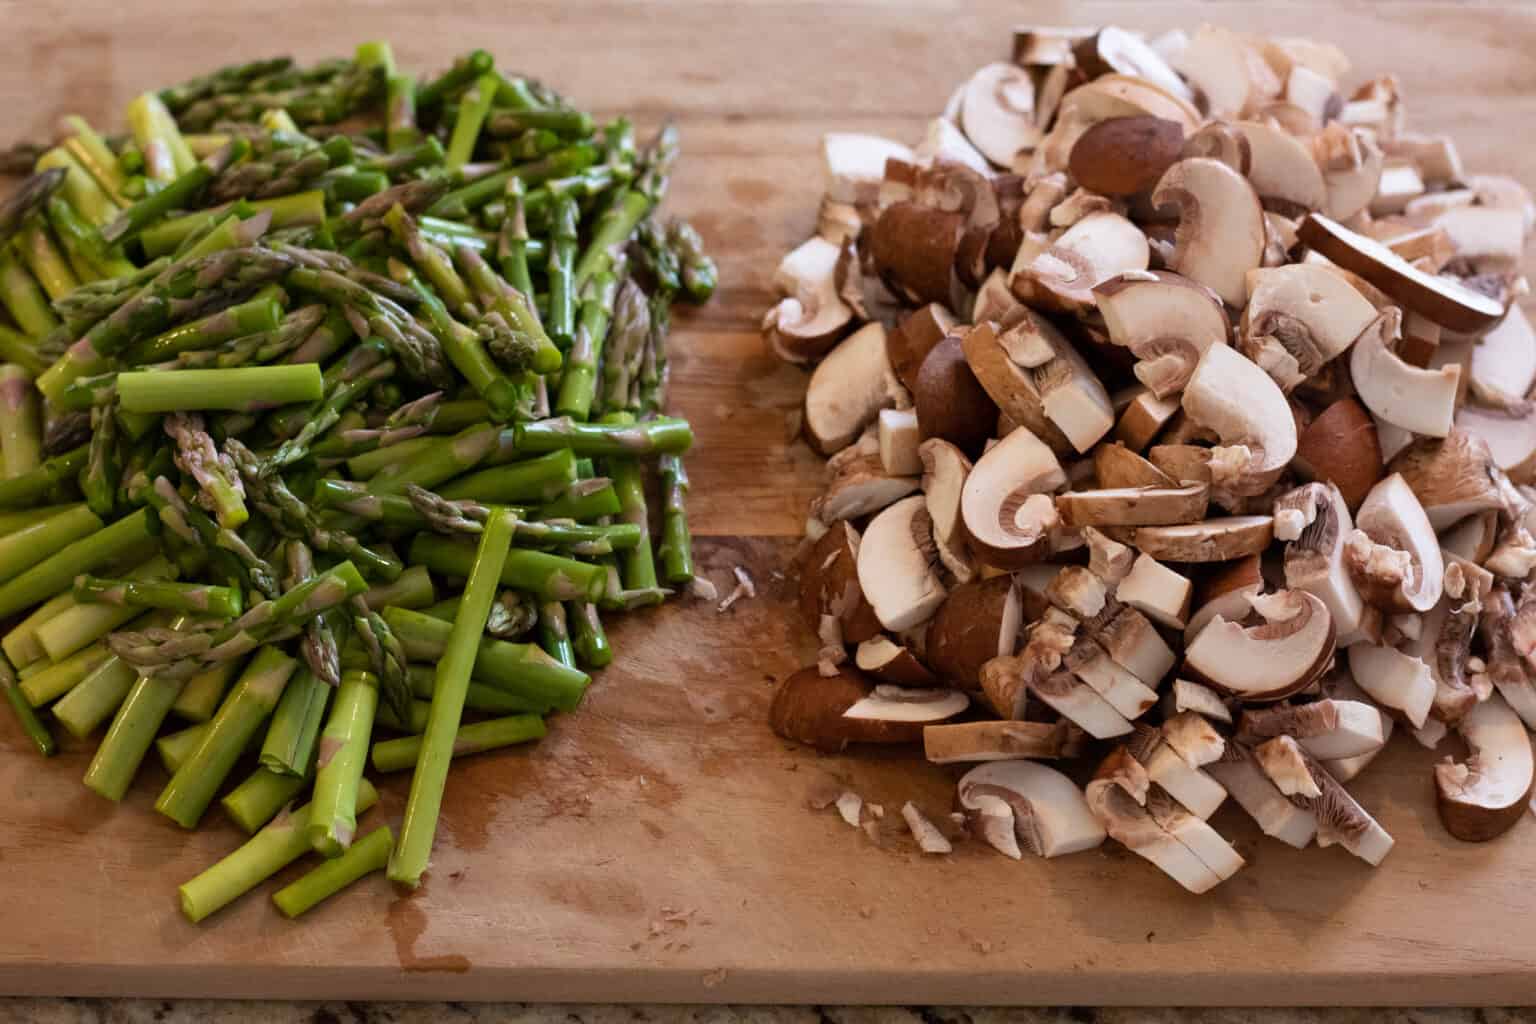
[1114,387,1181,453]
[959,62,1038,167]
[1284,64,1340,125]
[1152,157,1267,307]
[1346,642,1436,729]
[924,719,1070,764]
[1013,25,1097,67]
[1083,526,1136,589]
[1435,694,1535,842]
[914,116,993,179]
[914,334,997,459]
[823,132,915,204]
[1382,133,1464,186]
[1114,552,1193,629]
[1387,431,1504,530]
[1409,595,1480,725]
[802,322,906,457]
[1454,405,1536,485]
[798,520,884,647]
[1238,699,1387,761]
[1084,771,1226,894]
[1464,305,1536,403]
[958,760,1106,860]
[1162,678,1235,726]
[853,636,940,688]
[1010,212,1150,315]
[1206,742,1319,849]
[1144,787,1245,882]
[809,452,921,526]
[855,495,947,633]
[843,684,969,724]
[1349,308,1461,439]
[1044,565,1107,620]
[918,438,976,582]
[876,409,924,482]
[1093,442,1176,490]
[1254,735,1323,798]
[1183,589,1336,702]
[762,237,856,364]
[971,268,1018,324]
[1094,270,1231,399]
[1479,588,1536,729]
[1112,515,1276,564]
[1056,482,1210,529]
[1231,120,1327,213]
[1368,162,1427,218]
[1065,637,1159,721]
[769,666,923,753]
[1240,263,1379,387]
[1185,553,1264,646]
[978,610,1078,719]
[1171,25,1270,119]
[1181,346,1296,492]
[1467,173,1536,234]
[1162,711,1227,768]
[1028,668,1134,740]
[1315,672,1396,783]
[1293,398,1384,512]
[1345,472,1445,613]
[1435,206,1526,273]
[959,425,1066,569]
[1182,121,1251,176]
[1275,482,1372,646]
[1312,123,1385,223]
[1074,27,1196,105]
[1087,602,1177,687]
[1297,214,1507,332]
[1127,724,1228,820]
[924,575,1025,691]
[959,319,1073,455]
[885,303,958,393]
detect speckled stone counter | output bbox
[0,1006,1530,1024]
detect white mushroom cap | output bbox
[763,237,854,363]
[804,323,906,456]
[960,426,1067,568]
[1243,263,1379,367]
[958,760,1106,859]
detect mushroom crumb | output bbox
[689,576,720,603]
[716,566,758,612]
[763,18,1536,893]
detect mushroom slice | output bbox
[1085,525,1136,587]
[1313,123,1385,223]
[1293,398,1383,512]
[900,802,953,855]
[1436,206,1526,272]
[1466,305,1536,403]
[1271,742,1394,863]
[1152,158,1267,307]
[914,116,993,179]
[1242,263,1379,377]
[1346,472,1445,613]
[1115,388,1182,451]
[823,132,914,203]
[1297,214,1507,332]
[854,636,940,688]
[810,453,920,525]
[1128,726,1228,820]
[803,323,905,456]
[917,438,977,584]
[877,408,922,478]
[798,520,883,647]
[762,237,854,363]
[1171,25,1266,119]
[1186,555,1265,647]
[959,318,1071,454]
[1056,483,1209,528]
[1206,743,1318,849]
[1388,431,1504,529]
[924,576,1025,691]
[1094,442,1176,490]
[1276,482,1371,646]
[960,63,1037,167]
[1115,552,1194,629]
[1480,589,1536,730]
[868,201,963,307]
[843,684,968,724]
[1435,694,1534,842]
[915,334,997,458]
[855,495,946,632]
[769,667,922,752]
[1442,511,1500,566]
[1162,711,1227,767]
[1284,64,1339,125]
[1255,735,1322,798]
[1370,162,1427,216]
[1068,116,1186,198]
[1075,27,1196,104]
[1163,678,1235,726]
[1346,643,1436,728]
[1349,308,1460,438]
[959,760,1106,860]
[1233,120,1327,212]
[1029,669,1134,740]
[1411,596,1480,725]
[1066,639,1159,721]
[1454,405,1536,485]
[1085,772,1226,893]
[960,425,1066,569]
[1013,25,1097,67]
[1095,271,1230,399]
[1384,133,1463,185]
[924,719,1068,764]
[1117,515,1276,563]
[971,268,1018,324]
[1011,212,1150,315]
[978,610,1078,718]
[1239,699,1387,760]
[1181,344,1297,488]
[1182,121,1251,176]
[1045,566,1108,620]
[1144,787,1245,881]
[1184,589,1336,702]
[886,303,957,393]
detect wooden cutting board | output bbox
[2,0,1535,1006]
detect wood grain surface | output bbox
[1,0,1535,1006]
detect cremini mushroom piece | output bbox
[958,760,1107,859]
[1095,270,1231,399]
[855,495,947,632]
[1435,694,1535,842]
[960,425,1066,568]
[1153,157,1268,307]
[1350,308,1461,438]
[762,237,854,363]
[1183,589,1336,701]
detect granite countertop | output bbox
[0,1005,1529,1023]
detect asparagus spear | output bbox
[73,575,242,618]
[0,652,55,755]
[276,825,393,918]
[656,453,694,585]
[165,412,247,529]
[0,247,59,338]
[545,194,579,348]
[171,658,242,723]
[222,765,311,834]
[513,415,692,456]
[373,713,544,773]
[119,364,324,415]
[309,668,379,856]
[360,564,435,611]
[0,508,153,620]
[389,509,514,886]
[382,606,587,709]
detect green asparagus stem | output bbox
[49,196,134,279]
[19,642,113,706]
[155,646,298,828]
[361,564,435,611]
[497,177,536,301]
[222,765,310,834]
[284,540,343,688]
[117,364,324,414]
[179,778,380,922]
[3,592,77,668]
[309,668,378,856]
[537,600,577,669]
[123,289,284,364]
[127,92,193,183]
[156,721,209,774]
[545,194,578,348]
[656,454,694,584]
[575,189,651,293]
[409,534,604,601]
[275,824,393,918]
[417,49,493,110]
[0,444,84,509]
[569,600,613,669]
[373,713,545,773]
[85,618,195,801]
[52,654,138,738]
[0,325,46,376]
[0,505,102,585]
[389,509,514,886]
[374,695,430,734]
[515,415,692,457]
[606,453,660,600]
[425,144,600,221]
[456,240,560,375]
[598,281,651,415]
[0,247,58,337]
[403,664,549,715]
[445,73,499,170]
[0,508,152,620]
[382,606,587,710]
[535,477,622,522]
[60,116,129,207]
[436,448,576,503]
[386,73,421,152]
[73,575,242,618]
[310,391,441,463]
[83,398,121,517]
[171,658,243,723]
[16,221,80,300]
[0,653,54,755]
[341,435,437,480]
[387,257,520,420]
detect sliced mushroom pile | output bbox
[765,22,1536,892]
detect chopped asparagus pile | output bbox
[0,41,715,917]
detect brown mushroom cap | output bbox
[1387,430,1504,530]
[961,426,1068,568]
[925,576,1026,690]
[1434,694,1534,842]
[914,334,997,458]
[1068,115,1186,197]
[798,520,883,646]
[803,323,904,456]
[1294,398,1383,512]
[768,666,923,752]
[854,636,941,688]
[886,303,958,393]
[869,201,964,307]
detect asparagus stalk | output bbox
[0,247,58,337]
[155,646,298,828]
[382,606,588,710]
[309,668,379,856]
[373,713,544,773]
[0,508,153,620]
[386,74,421,152]
[537,601,577,669]
[0,505,102,585]
[275,825,393,918]
[16,221,81,300]
[179,778,380,922]
[117,364,325,414]
[0,652,55,755]
[569,600,613,669]
[222,765,310,834]
[170,658,243,723]
[3,592,77,668]
[73,575,242,618]
[435,448,576,503]
[19,642,114,706]
[85,617,199,802]
[52,654,139,738]
[514,415,692,456]
[656,454,694,584]
[408,534,605,602]
[545,194,579,347]
[361,564,435,611]
[259,668,331,778]
[445,73,499,170]
[156,721,210,774]
[535,477,622,522]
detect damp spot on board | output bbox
[387,894,472,974]
[537,870,647,918]
[727,179,777,204]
